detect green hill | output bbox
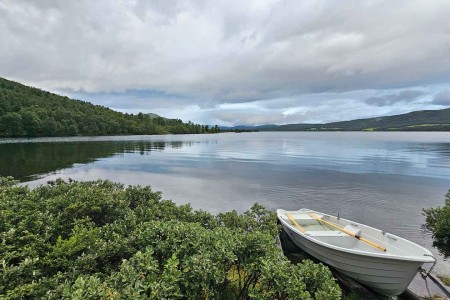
[260,108,450,131]
[0,77,214,137]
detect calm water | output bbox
[1,132,449,276]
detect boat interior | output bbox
[283,213,362,248]
[279,210,432,258]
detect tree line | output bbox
[0,77,221,137]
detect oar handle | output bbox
[287,213,306,234]
[360,237,386,252]
[309,213,386,252]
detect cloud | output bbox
[1,0,450,125]
[365,90,425,107]
[432,91,450,106]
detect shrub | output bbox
[423,191,450,258]
[0,177,341,299]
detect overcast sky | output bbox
[1,0,450,126]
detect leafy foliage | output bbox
[423,191,450,258]
[0,77,219,137]
[0,177,341,299]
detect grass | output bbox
[405,123,450,128]
[437,275,450,287]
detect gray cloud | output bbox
[1,0,450,125]
[432,91,450,106]
[365,90,425,107]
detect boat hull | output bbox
[281,222,425,296]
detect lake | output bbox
[1,132,449,277]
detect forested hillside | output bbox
[260,108,450,131]
[0,77,218,137]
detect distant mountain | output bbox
[228,108,450,131]
[0,77,215,137]
[218,125,271,131]
[145,113,160,119]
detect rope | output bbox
[418,254,437,299]
[419,254,437,278]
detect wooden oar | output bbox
[308,213,386,252]
[287,213,306,234]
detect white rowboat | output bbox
[277,208,435,296]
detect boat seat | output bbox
[307,231,345,237]
[343,224,361,237]
[281,213,323,226]
[308,230,359,248]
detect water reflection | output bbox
[0,140,198,181]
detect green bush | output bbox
[423,191,450,258]
[0,177,341,299]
